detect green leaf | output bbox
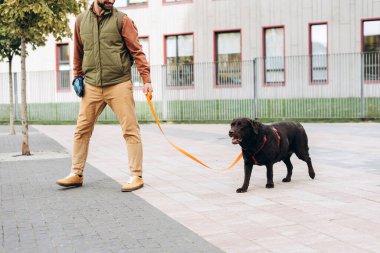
[0,0,83,54]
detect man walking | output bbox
[56,0,152,192]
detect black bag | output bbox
[72,76,84,97]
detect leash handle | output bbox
[145,91,242,171]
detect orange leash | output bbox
[145,92,243,171]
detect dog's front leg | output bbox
[265,163,274,188]
[237,160,253,193]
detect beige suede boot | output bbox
[121,176,144,192]
[56,174,83,187]
[56,138,89,188]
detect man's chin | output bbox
[98,2,113,11]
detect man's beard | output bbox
[97,1,113,11]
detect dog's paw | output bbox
[236,187,247,193]
[309,171,315,179]
[265,183,274,188]
[282,177,291,182]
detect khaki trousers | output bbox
[71,80,143,177]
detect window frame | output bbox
[213,29,242,87]
[309,22,329,84]
[361,18,380,83]
[164,32,195,88]
[162,0,193,6]
[55,42,71,92]
[114,0,148,8]
[262,25,286,86]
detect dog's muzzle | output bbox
[229,130,241,145]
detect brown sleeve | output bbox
[121,15,151,84]
[73,18,84,78]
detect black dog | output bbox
[229,118,315,193]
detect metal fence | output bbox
[0,52,379,122]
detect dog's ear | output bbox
[249,119,259,135]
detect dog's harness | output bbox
[272,127,281,145]
[251,135,267,165]
[251,127,281,165]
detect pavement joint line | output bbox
[0,151,70,162]
[0,132,40,136]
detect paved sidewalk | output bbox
[33,122,380,253]
[2,122,380,253]
[0,126,222,253]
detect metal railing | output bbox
[363,52,380,81]
[1,52,379,122]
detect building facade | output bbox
[0,0,379,121]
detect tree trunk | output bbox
[8,55,16,135]
[20,36,30,155]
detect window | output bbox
[57,43,70,90]
[132,37,149,86]
[215,31,241,86]
[362,19,380,81]
[264,27,285,84]
[114,0,147,7]
[310,23,328,83]
[165,34,194,87]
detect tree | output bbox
[0,21,21,135]
[0,0,86,155]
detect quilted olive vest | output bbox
[79,8,132,86]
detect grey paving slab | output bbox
[0,126,65,154]
[0,132,223,253]
[0,125,38,134]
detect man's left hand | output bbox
[143,83,153,97]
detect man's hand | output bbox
[143,83,153,99]
[143,83,153,94]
